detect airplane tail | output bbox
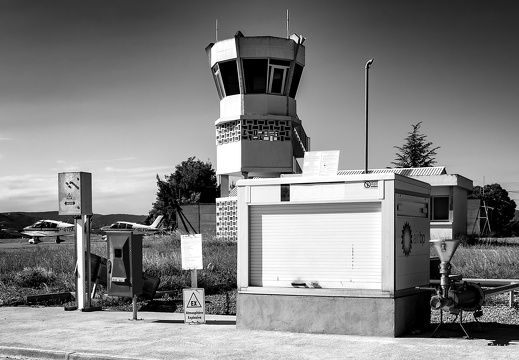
[150,215,164,229]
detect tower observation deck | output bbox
[206,32,309,186]
[206,31,310,239]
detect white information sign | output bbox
[302,151,340,177]
[181,234,203,270]
[183,288,206,324]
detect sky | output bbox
[1,0,518,215]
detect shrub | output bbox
[456,232,479,246]
[14,267,57,288]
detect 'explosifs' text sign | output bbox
[183,288,205,324]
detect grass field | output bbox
[1,235,518,313]
[0,232,237,314]
[431,238,519,279]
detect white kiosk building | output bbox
[235,173,432,336]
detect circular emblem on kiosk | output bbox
[401,222,412,257]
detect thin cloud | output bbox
[54,157,137,166]
[103,165,172,173]
[0,173,57,212]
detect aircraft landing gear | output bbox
[55,237,64,244]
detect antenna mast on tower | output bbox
[286,9,289,38]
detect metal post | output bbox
[132,295,138,321]
[85,214,92,308]
[365,59,374,174]
[191,269,197,288]
[76,217,86,310]
[72,217,79,310]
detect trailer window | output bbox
[432,197,449,221]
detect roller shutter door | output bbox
[250,203,382,289]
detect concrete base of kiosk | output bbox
[237,290,431,337]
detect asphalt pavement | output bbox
[0,306,518,360]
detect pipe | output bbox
[439,262,452,298]
[484,283,519,296]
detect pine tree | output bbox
[392,122,440,168]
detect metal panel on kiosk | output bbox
[107,231,143,297]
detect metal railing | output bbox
[292,124,309,158]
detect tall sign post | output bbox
[181,234,205,324]
[58,172,93,311]
[365,58,374,174]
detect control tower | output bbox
[206,32,309,239]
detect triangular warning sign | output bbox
[66,193,73,199]
[187,292,202,308]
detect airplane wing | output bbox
[21,231,50,238]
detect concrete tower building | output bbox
[206,32,309,239]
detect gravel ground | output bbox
[430,292,519,325]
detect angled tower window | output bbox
[212,63,225,99]
[243,59,268,94]
[212,61,240,99]
[219,60,240,96]
[289,63,304,98]
[268,59,290,95]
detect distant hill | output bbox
[0,211,147,238]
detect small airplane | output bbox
[100,215,164,237]
[22,220,75,244]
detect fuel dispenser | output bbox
[106,231,143,298]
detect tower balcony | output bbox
[215,117,309,177]
[219,94,298,119]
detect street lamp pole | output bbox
[365,58,374,174]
